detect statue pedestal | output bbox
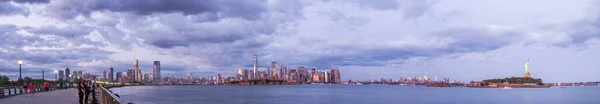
[524,72,531,78]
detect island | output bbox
[468,57,550,88]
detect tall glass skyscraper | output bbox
[153,61,161,82]
[253,54,258,79]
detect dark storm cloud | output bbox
[46,0,267,20]
[0,24,114,79]
[305,27,520,68]
[27,25,94,38]
[0,0,50,4]
[0,2,28,16]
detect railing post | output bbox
[14,87,17,94]
[8,87,11,95]
[1,87,4,98]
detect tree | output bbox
[18,78,24,85]
[58,78,64,84]
[0,75,9,85]
[24,77,32,83]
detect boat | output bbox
[560,86,566,88]
[356,83,363,85]
[503,86,512,89]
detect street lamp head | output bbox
[54,70,58,73]
[17,59,23,65]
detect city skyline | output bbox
[1,0,600,82]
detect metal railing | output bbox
[1,85,61,98]
[99,84,123,104]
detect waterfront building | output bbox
[153,61,161,82]
[65,68,70,81]
[215,74,222,84]
[127,69,134,82]
[313,72,320,83]
[245,69,252,80]
[271,62,278,79]
[298,67,307,83]
[331,68,341,84]
[133,58,138,81]
[237,69,244,80]
[187,71,192,80]
[58,70,65,80]
[424,75,429,81]
[103,70,107,81]
[318,72,325,83]
[283,66,288,80]
[434,76,438,82]
[144,73,149,82]
[324,71,330,83]
[109,67,114,82]
[136,69,142,82]
[290,69,298,82]
[253,54,258,79]
[116,72,122,82]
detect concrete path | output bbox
[0,89,79,104]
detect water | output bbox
[110,85,600,104]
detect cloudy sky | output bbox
[1,0,599,82]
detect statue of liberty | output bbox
[524,57,531,78]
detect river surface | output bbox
[110,85,600,104]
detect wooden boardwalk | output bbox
[0,89,79,104]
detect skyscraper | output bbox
[136,69,142,82]
[144,73,149,82]
[109,67,114,82]
[103,70,107,81]
[153,61,161,82]
[271,62,278,79]
[65,68,70,81]
[253,54,258,79]
[237,69,244,80]
[324,71,330,83]
[127,69,134,82]
[298,67,307,83]
[116,72,122,82]
[133,57,139,81]
[331,68,341,84]
[58,70,65,80]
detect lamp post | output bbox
[43,70,45,82]
[18,59,23,79]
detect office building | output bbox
[65,68,70,81]
[271,62,278,79]
[109,67,114,82]
[58,70,65,80]
[331,68,341,84]
[253,54,258,79]
[153,61,161,82]
[116,72,123,82]
[103,70,107,81]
